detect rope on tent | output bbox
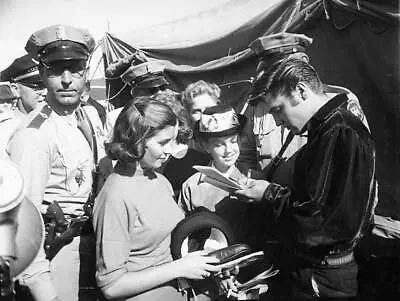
[282,0,302,32]
[86,37,133,105]
[89,53,104,83]
[87,40,103,80]
[95,83,128,103]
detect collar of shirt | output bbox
[55,110,78,127]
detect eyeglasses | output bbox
[146,85,168,95]
[132,84,168,97]
[42,60,87,78]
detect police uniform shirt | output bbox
[82,104,112,161]
[7,102,94,217]
[0,109,25,159]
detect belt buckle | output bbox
[323,252,354,266]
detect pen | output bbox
[246,169,251,185]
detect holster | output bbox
[43,201,89,260]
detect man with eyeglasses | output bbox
[7,25,98,301]
[128,62,169,97]
[107,58,172,126]
[0,54,46,158]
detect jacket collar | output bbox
[305,93,348,134]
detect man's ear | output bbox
[83,66,90,82]
[294,82,308,102]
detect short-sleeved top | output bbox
[7,102,94,216]
[92,162,185,301]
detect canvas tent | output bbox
[99,0,400,219]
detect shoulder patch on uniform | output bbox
[27,104,52,129]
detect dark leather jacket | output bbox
[263,94,376,257]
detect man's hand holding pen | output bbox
[234,179,270,203]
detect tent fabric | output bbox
[330,0,400,21]
[102,0,321,72]
[113,0,298,49]
[100,0,400,219]
[101,0,321,106]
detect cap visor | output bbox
[135,76,168,89]
[42,51,88,63]
[40,41,89,63]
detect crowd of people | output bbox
[0,23,380,301]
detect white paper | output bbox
[193,165,245,192]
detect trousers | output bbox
[16,234,98,301]
[290,260,358,299]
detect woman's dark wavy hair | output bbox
[106,97,178,163]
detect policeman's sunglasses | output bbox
[145,85,168,95]
[42,60,87,78]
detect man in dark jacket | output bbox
[235,58,376,299]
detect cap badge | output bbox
[75,168,85,187]
[55,26,66,40]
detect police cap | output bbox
[25,24,95,64]
[249,33,313,99]
[0,54,39,83]
[250,32,312,57]
[121,61,165,85]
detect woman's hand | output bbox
[173,251,221,280]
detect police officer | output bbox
[107,56,172,125]
[7,24,97,301]
[0,54,46,158]
[0,54,46,114]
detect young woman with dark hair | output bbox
[92,97,220,301]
